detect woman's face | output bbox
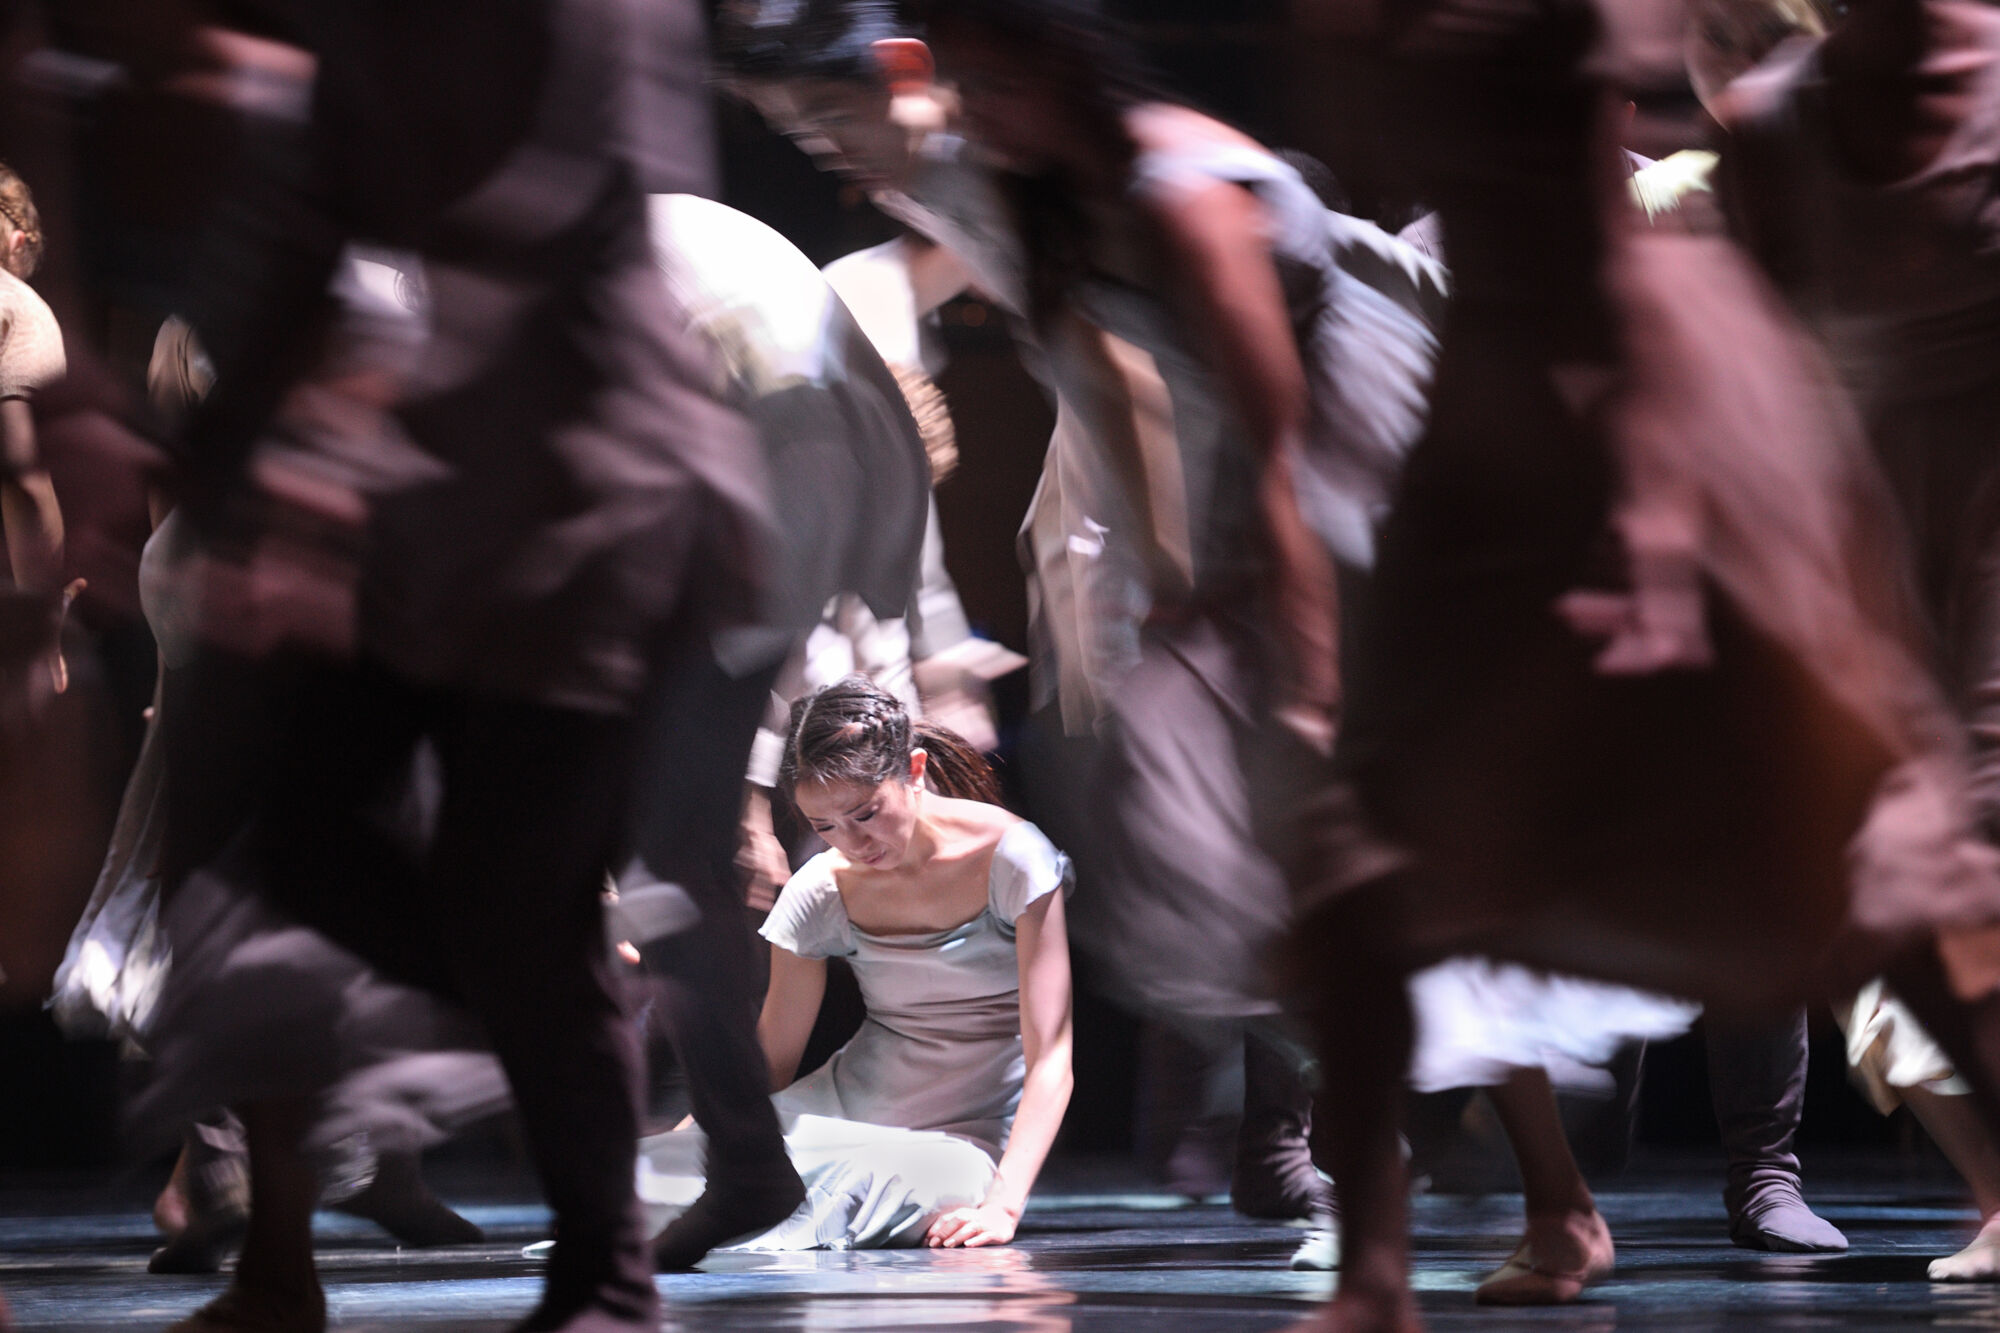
[794,753,927,870]
[929,28,1074,172]
[742,76,917,192]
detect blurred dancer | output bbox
[641,677,1072,1251]
[52,307,493,1279]
[0,156,93,1011]
[1711,0,2000,1278]
[1625,28,1850,1247]
[0,162,63,601]
[1273,0,2000,1322]
[719,0,1443,1231]
[147,4,766,1330]
[630,192,930,1268]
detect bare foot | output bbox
[164,1281,326,1333]
[1931,1215,2000,1281]
[1475,1207,1614,1305]
[156,1149,193,1238]
[1278,1289,1423,1333]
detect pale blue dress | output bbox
[636,821,1073,1250]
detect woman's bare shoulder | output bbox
[927,794,1023,851]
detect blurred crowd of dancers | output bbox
[5,0,2000,1331]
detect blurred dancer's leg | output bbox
[1286,884,1420,1333]
[426,696,655,1330]
[1706,1012,1846,1251]
[1476,1070,1613,1305]
[624,639,803,1269]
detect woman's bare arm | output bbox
[756,945,829,1093]
[929,887,1073,1246]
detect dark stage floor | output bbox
[5,1154,1999,1330]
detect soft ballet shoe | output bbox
[1726,1175,1847,1253]
[1475,1212,1614,1306]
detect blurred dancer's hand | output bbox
[1270,559,1340,754]
[0,579,79,726]
[926,1199,1018,1248]
[738,789,790,914]
[1556,546,1713,675]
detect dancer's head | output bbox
[780,675,1000,869]
[713,0,942,190]
[0,164,44,280]
[918,0,1148,175]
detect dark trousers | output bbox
[624,642,793,1186]
[1707,1010,1811,1207]
[161,651,654,1322]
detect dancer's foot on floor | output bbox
[1289,1208,1342,1271]
[1475,1207,1614,1305]
[1232,1132,1330,1221]
[333,1153,484,1246]
[650,1175,806,1270]
[1279,1288,1422,1333]
[1726,1175,1847,1253]
[156,1152,193,1239]
[164,1281,326,1333]
[1930,1215,2000,1280]
[148,1206,248,1274]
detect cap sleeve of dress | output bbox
[989,821,1074,936]
[0,277,64,401]
[759,855,855,959]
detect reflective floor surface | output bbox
[5,1157,1998,1330]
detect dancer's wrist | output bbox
[982,1172,1027,1219]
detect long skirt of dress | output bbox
[1300,232,2000,1011]
[1025,611,1699,1090]
[637,1113,997,1251]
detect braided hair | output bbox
[0,163,43,280]
[780,674,1002,806]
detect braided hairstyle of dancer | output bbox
[0,162,43,280]
[780,675,1002,807]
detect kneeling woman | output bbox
[640,676,1073,1251]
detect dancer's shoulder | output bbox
[760,853,855,959]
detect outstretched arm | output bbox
[928,888,1073,1247]
[756,943,828,1093]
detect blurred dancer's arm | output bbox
[928,887,1073,1248]
[756,944,829,1092]
[1148,173,1338,744]
[822,235,973,365]
[0,397,60,592]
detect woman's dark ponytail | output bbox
[913,720,1002,805]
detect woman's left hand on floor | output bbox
[926,1201,1018,1248]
